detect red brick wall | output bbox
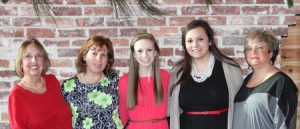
[0,0,299,128]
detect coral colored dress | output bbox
[118,69,170,129]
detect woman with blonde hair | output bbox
[9,38,72,129]
[233,30,298,129]
[118,33,170,129]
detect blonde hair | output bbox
[244,29,280,64]
[127,33,163,109]
[15,38,50,77]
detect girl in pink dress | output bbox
[118,33,170,129]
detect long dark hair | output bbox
[171,19,240,92]
[127,33,163,109]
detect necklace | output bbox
[21,77,44,90]
[82,73,104,86]
[191,54,215,83]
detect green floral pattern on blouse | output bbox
[61,73,123,129]
[63,79,76,93]
[70,103,79,128]
[101,77,110,87]
[83,117,93,129]
[88,90,112,108]
[94,92,112,108]
[113,108,123,129]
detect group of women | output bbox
[8,19,298,129]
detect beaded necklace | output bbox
[21,77,44,90]
[190,54,215,83]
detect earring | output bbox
[247,65,253,73]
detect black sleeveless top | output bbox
[179,59,229,129]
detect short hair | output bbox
[15,38,50,77]
[76,35,115,74]
[244,29,280,64]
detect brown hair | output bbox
[15,38,50,77]
[76,35,115,74]
[172,19,240,92]
[127,33,163,109]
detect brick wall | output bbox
[0,0,299,128]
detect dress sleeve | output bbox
[8,90,27,129]
[118,76,129,126]
[274,75,298,129]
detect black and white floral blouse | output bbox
[61,73,123,129]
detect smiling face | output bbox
[22,43,44,77]
[133,39,157,69]
[245,39,273,69]
[83,45,108,75]
[185,27,211,60]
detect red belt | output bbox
[130,117,167,123]
[185,108,228,115]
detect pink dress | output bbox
[118,69,170,129]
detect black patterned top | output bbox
[61,73,123,129]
